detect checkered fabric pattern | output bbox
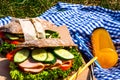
[0,16,11,27]
[0,2,120,80]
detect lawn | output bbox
[0,0,120,18]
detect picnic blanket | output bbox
[0,2,120,80]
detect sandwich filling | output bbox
[9,47,83,80]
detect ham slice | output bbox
[50,60,73,70]
[62,60,73,66]
[18,58,44,69]
[18,57,73,73]
[23,66,45,73]
[50,59,62,69]
[18,58,45,73]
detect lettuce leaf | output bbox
[0,42,16,56]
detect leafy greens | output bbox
[0,42,16,56]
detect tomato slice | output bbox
[60,60,72,71]
[6,48,21,61]
[11,41,20,45]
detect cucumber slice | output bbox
[53,49,74,60]
[6,34,19,40]
[32,49,47,61]
[44,52,56,64]
[17,34,24,38]
[14,48,30,63]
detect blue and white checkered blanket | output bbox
[0,2,120,80]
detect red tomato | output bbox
[6,48,21,61]
[60,60,72,71]
[11,41,20,45]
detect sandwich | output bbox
[0,17,63,44]
[0,18,60,55]
[1,18,84,80]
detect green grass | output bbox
[0,0,120,18]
